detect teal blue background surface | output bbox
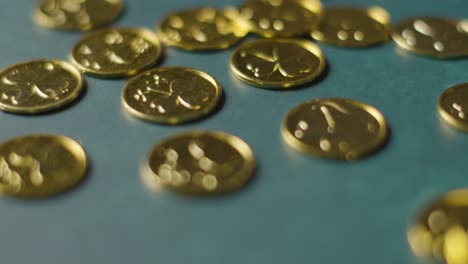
[0,0,467,263]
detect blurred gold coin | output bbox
[71,28,162,78]
[144,131,256,195]
[230,38,326,88]
[0,60,84,114]
[311,6,390,47]
[34,0,123,31]
[239,0,322,37]
[282,98,388,160]
[438,83,468,132]
[157,7,248,51]
[122,67,223,124]
[392,17,468,59]
[0,134,87,198]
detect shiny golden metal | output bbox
[392,17,468,59]
[282,98,388,160]
[157,7,248,51]
[438,83,468,132]
[144,131,256,195]
[311,6,390,47]
[239,0,322,38]
[0,60,84,114]
[71,28,162,78]
[122,67,223,124]
[230,38,326,88]
[34,0,123,31]
[0,134,87,198]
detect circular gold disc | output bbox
[438,83,468,132]
[311,6,390,47]
[144,131,256,195]
[392,17,468,59]
[122,67,223,124]
[408,189,468,264]
[156,7,248,51]
[0,60,84,114]
[282,98,388,160]
[239,0,323,38]
[34,0,123,31]
[230,38,326,88]
[0,134,87,198]
[71,28,162,78]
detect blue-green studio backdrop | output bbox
[0,0,467,263]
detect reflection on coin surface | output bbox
[0,134,87,198]
[282,98,388,160]
[438,83,468,132]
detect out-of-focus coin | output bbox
[438,83,468,132]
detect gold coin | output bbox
[311,6,390,47]
[144,131,256,195]
[282,98,388,160]
[392,17,468,59]
[230,38,326,88]
[239,0,322,38]
[0,60,84,114]
[438,83,468,132]
[0,134,87,198]
[122,67,223,124]
[156,7,248,51]
[71,28,162,78]
[407,189,468,264]
[34,0,123,31]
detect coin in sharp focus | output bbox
[438,83,468,132]
[239,0,322,38]
[157,7,248,51]
[144,131,256,195]
[0,60,84,114]
[282,98,388,160]
[392,17,468,59]
[311,6,390,47]
[122,67,223,124]
[231,38,326,88]
[407,189,468,264]
[34,0,123,31]
[71,28,162,78]
[0,134,87,198]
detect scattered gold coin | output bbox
[157,7,248,51]
[0,60,84,114]
[392,17,468,59]
[144,131,256,195]
[311,6,390,47]
[230,38,326,88]
[71,28,162,78]
[282,98,388,160]
[34,0,123,31]
[122,67,223,124]
[0,134,87,198]
[438,83,468,132]
[239,0,322,38]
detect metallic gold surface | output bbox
[144,131,256,195]
[157,7,248,51]
[438,83,468,132]
[230,38,326,88]
[0,60,84,114]
[0,134,87,198]
[392,17,468,59]
[122,67,223,124]
[71,28,162,78]
[311,6,390,47]
[239,0,322,38]
[282,98,388,160]
[34,0,123,31]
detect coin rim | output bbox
[438,83,468,132]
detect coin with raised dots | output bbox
[0,60,84,114]
[71,28,162,78]
[34,0,123,31]
[282,98,388,160]
[0,134,87,198]
[231,38,326,88]
[311,6,390,47]
[144,131,256,195]
[438,83,468,132]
